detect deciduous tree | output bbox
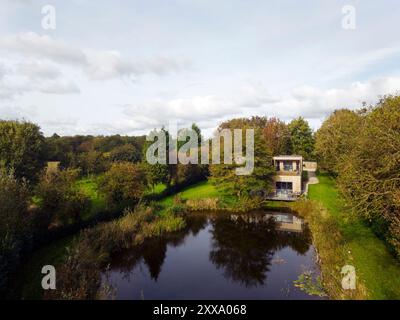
[263,117,292,155]
[315,109,362,175]
[100,162,146,209]
[0,120,45,182]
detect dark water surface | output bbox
[102,211,322,299]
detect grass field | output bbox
[76,177,106,220]
[160,180,220,206]
[308,175,400,299]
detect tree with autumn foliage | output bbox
[263,117,292,155]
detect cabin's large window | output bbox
[276,182,293,193]
[283,161,293,171]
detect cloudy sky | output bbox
[0,0,399,136]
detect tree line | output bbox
[315,95,400,258]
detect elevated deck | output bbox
[266,191,300,202]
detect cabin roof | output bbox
[273,155,303,161]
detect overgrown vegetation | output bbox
[315,96,400,258]
[36,169,91,227]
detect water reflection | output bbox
[105,211,317,299]
[209,213,311,287]
[110,215,209,281]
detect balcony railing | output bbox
[276,170,300,176]
[266,190,300,201]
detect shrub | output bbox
[45,245,102,300]
[164,195,187,215]
[234,195,264,212]
[100,162,146,209]
[147,214,186,236]
[36,169,90,227]
[186,198,219,210]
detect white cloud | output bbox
[0,104,36,120]
[0,32,188,80]
[17,61,61,79]
[323,46,400,82]
[286,77,400,119]
[0,63,6,80]
[0,78,80,100]
[0,54,79,100]
[116,76,400,134]
[1,2,399,136]
[0,32,86,65]
[32,80,80,95]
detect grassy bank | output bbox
[11,235,75,299]
[307,175,400,299]
[160,181,220,206]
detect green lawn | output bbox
[76,177,106,220]
[160,180,220,206]
[308,174,400,299]
[153,183,167,194]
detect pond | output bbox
[102,210,323,300]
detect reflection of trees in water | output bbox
[167,215,208,248]
[209,214,312,288]
[110,215,208,281]
[278,225,312,254]
[108,212,311,288]
[142,240,167,280]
